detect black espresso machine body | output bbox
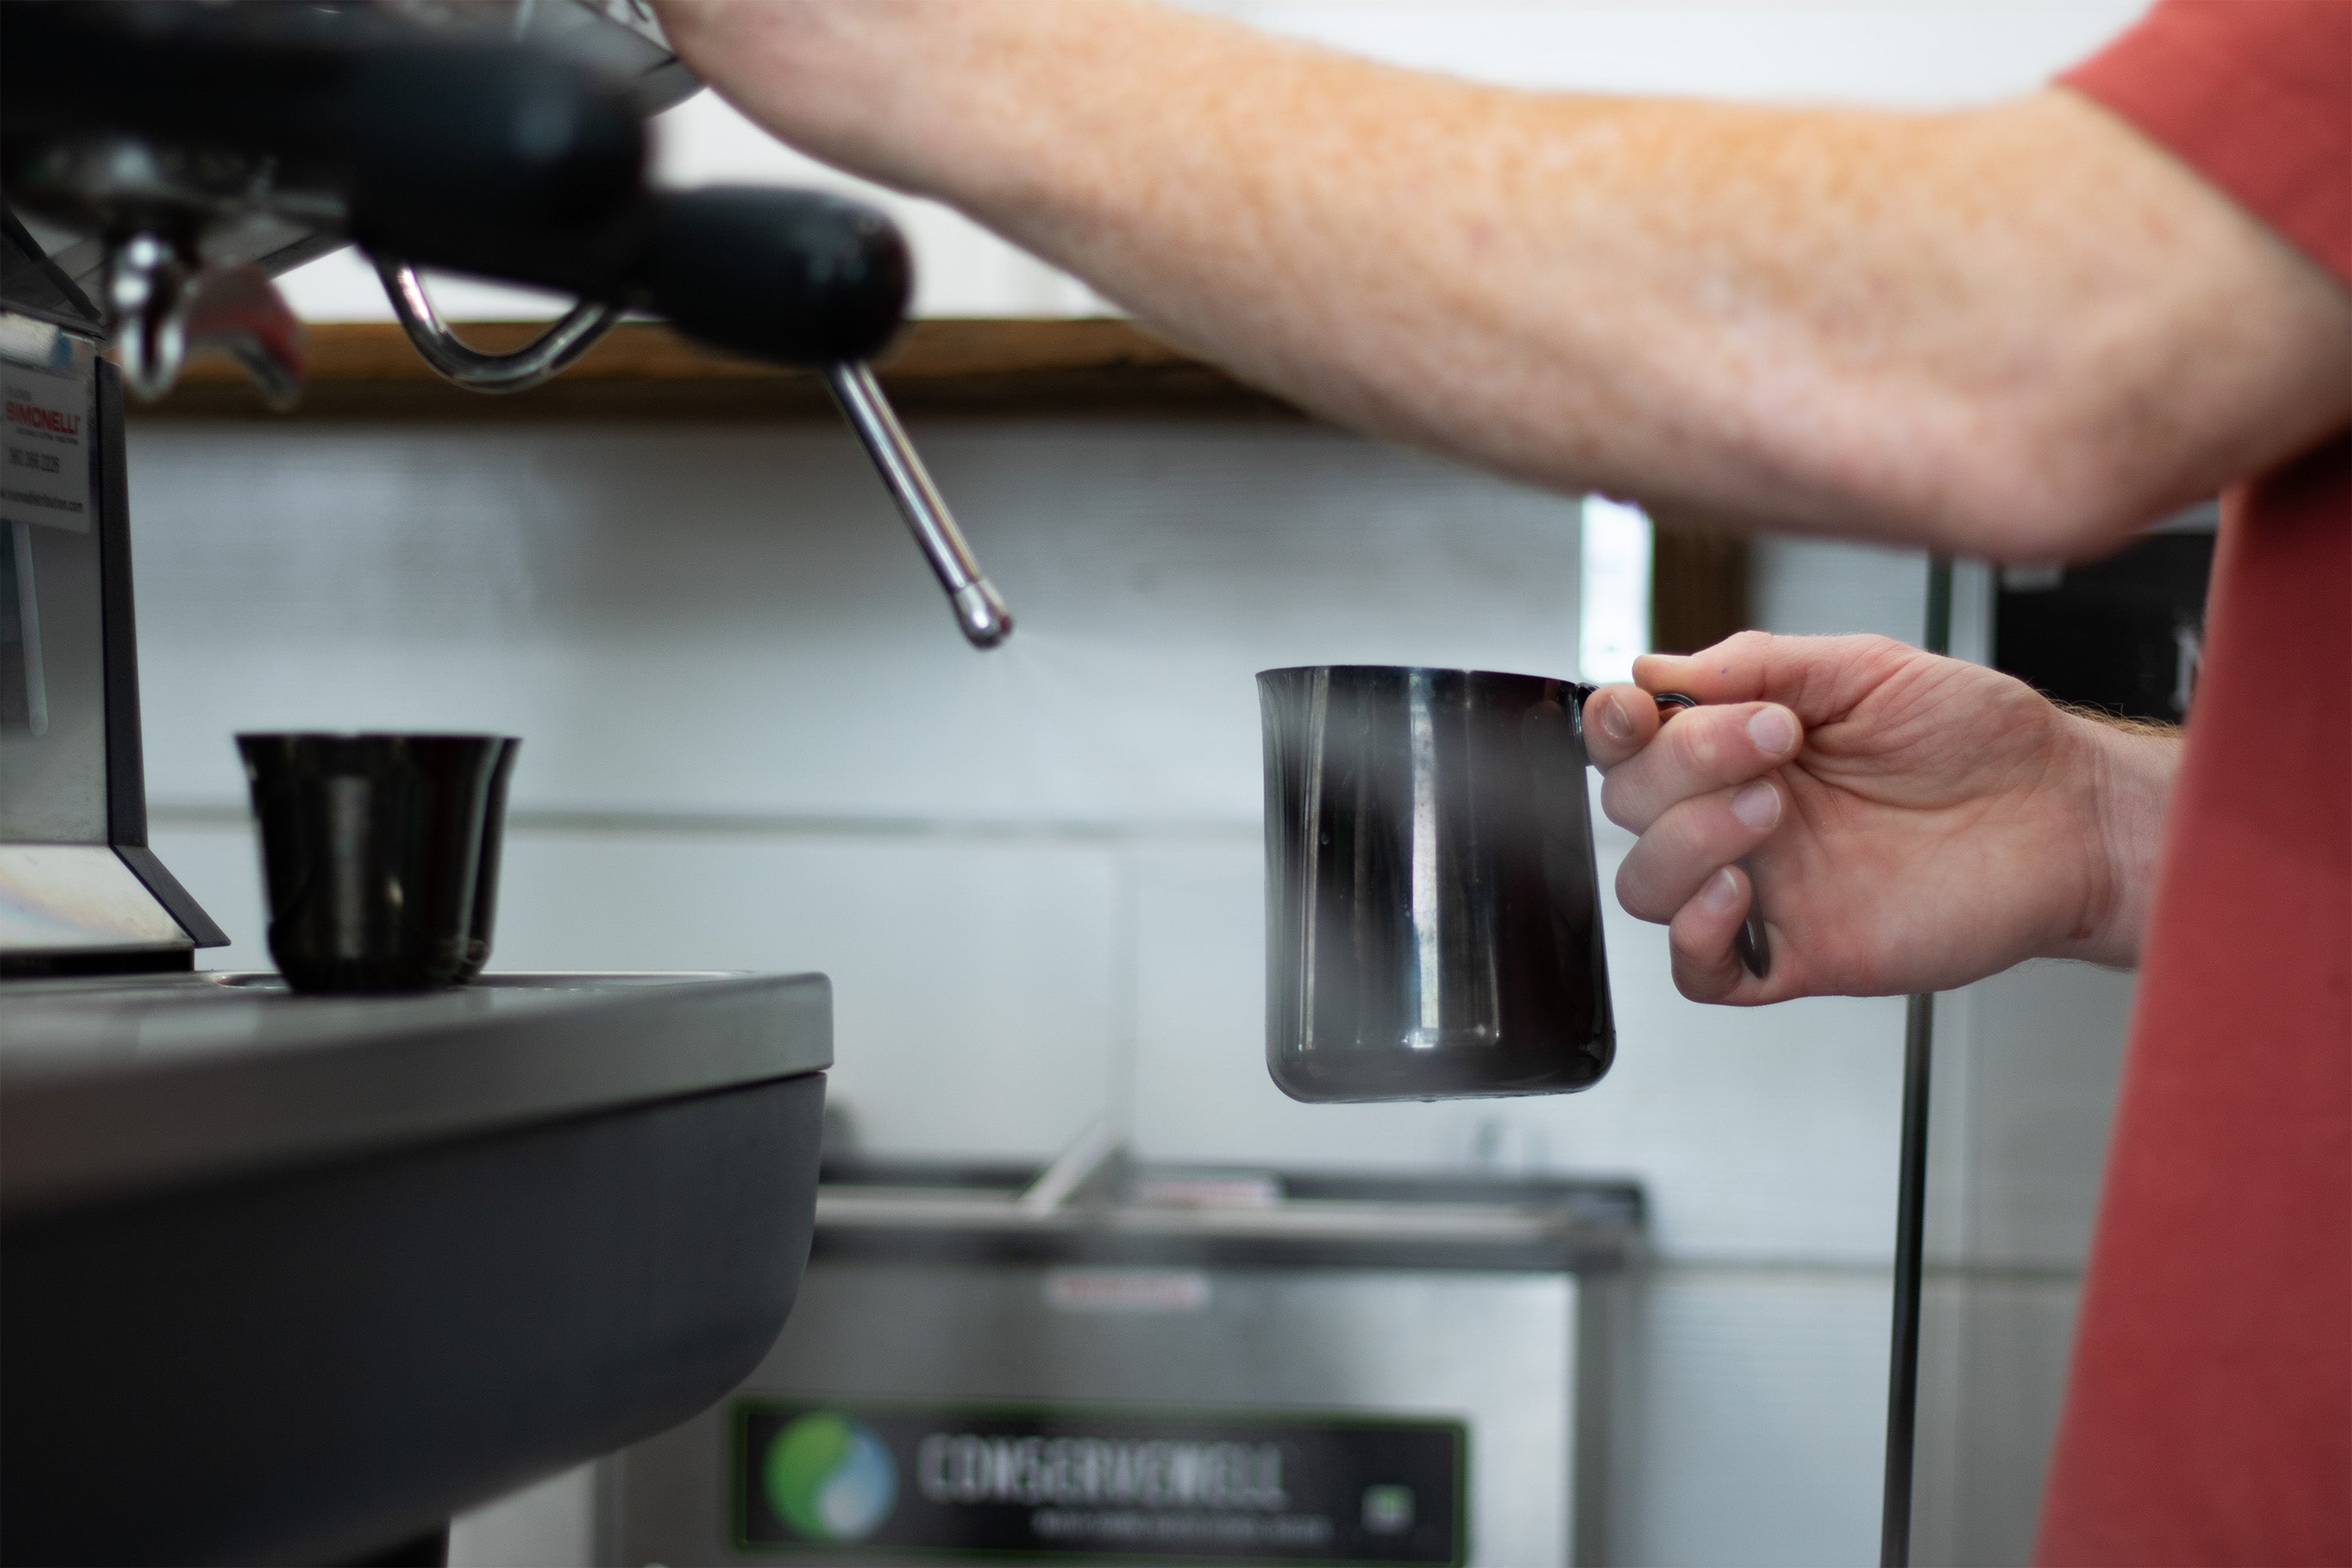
[0,6,887,1561]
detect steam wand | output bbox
[368,261,1016,652]
[824,363,1014,650]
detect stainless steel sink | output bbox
[0,970,832,1566]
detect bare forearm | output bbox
[659,0,2352,557]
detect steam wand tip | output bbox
[953,580,1015,649]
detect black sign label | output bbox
[731,1399,1466,1563]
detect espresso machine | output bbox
[1,0,1015,978]
[0,4,995,1559]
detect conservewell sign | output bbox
[733,1399,1467,1563]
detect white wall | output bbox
[146,2,2153,1563]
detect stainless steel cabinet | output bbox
[607,1163,1640,1568]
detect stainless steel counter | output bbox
[0,969,832,1214]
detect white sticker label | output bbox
[2,362,93,532]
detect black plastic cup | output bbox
[237,733,513,994]
[454,736,522,983]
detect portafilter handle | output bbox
[824,362,1014,650]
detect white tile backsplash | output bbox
[1600,1265,1894,1567]
[495,830,1123,1160]
[129,422,1587,822]
[1951,960,2134,1271]
[1754,535,1933,644]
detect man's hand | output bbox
[1581,632,2178,1004]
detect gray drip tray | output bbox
[2,969,832,1214]
[1,970,834,1567]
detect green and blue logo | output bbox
[761,1410,899,1542]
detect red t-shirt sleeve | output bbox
[2062,0,2352,287]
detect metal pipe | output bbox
[824,362,1013,650]
[1882,990,1936,1565]
[374,257,620,394]
[1881,553,1951,1567]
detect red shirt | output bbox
[2040,3,2352,1561]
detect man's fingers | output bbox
[1632,630,1777,706]
[1668,866,1769,1004]
[1581,684,1662,768]
[1599,700,1802,832]
[1615,778,1782,921]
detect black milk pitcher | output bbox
[1258,665,1759,1103]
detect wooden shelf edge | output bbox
[129,318,1312,423]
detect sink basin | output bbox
[0,971,831,1566]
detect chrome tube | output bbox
[374,257,620,393]
[824,361,1013,649]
